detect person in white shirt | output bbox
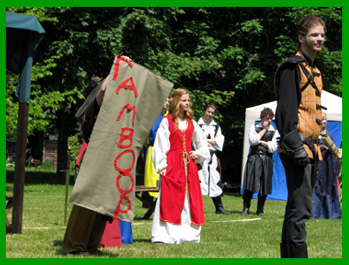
[197,103,230,215]
[242,108,279,216]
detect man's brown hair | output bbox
[296,15,326,47]
[260,107,275,120]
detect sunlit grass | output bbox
[6,168,342,258]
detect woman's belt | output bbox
[183,151,190,165]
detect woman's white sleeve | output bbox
[152,118,170,173]
[267,127,279,153]
[192,121,210,164]
[248,123,260,146]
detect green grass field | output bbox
[5,168,342,258]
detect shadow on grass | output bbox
[53,239,120,258]
[6,167,146,186]
[133,238,152,243]
[6,169,76,185]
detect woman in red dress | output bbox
[151,88,210,244]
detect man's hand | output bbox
[280,130,311,167]
[259,140,269,148]
[206,139,215,148]
[95,55,132,106]
[294,147,311,167]
[96,76,109,106]
[262,120,270,130]
[121,55,132,63]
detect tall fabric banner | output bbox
[70,56,173,222]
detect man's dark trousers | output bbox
[280,153,314,258]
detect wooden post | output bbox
[11,102,29,233]
[63,148,71,225]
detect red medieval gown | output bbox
[151,115,209,244]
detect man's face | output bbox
[262,115,272,128]
[203,107,215,123]
[299,23,326,55]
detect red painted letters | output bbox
[112,54,133,81]
[116,77,138,97]
[113,56,137,218]
[117,104,136,124]
[117,128,134,148]
[114,149,136,173]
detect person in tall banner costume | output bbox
[63,55,173,255]
[197,103,230,215]
[242,108,279,216]
[151,88,210,244]
[275,16,341,258]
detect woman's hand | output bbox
[189,151,198,160]
[160,168,166,176]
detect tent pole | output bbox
[11,102,29,234]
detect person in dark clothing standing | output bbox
[311,112,342,219]
[63,56,134,255]
[242,108,278,217]
[275,16,328,258]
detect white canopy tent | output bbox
[241,90,342,199]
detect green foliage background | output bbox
[6,7,342,183]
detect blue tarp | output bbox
[6,12,45,103]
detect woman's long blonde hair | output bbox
[169,88,194,129]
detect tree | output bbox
[6,7,341,184]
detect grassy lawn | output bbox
[5,168,342,258]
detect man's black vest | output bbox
[250,126,275,156]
